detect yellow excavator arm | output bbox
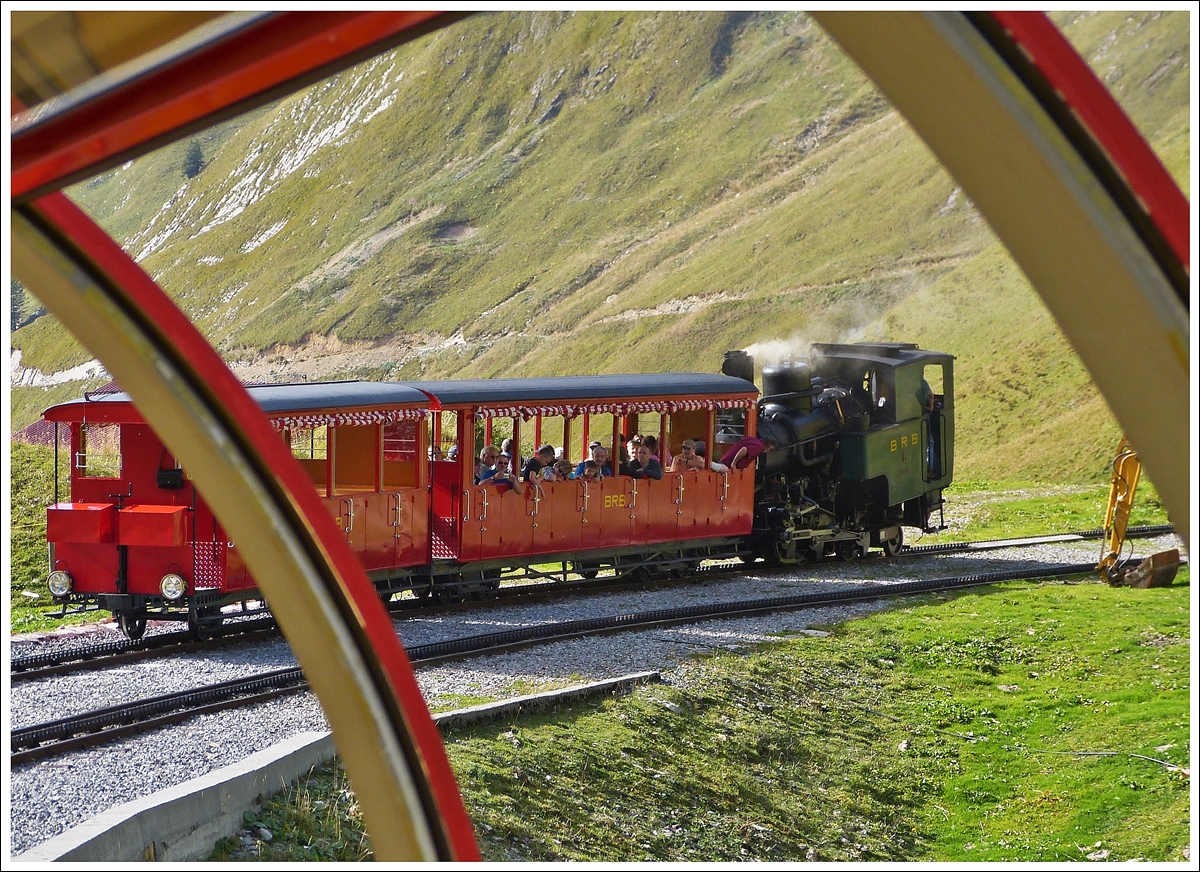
[1098,437,1178,587]
[1098,437,1141,582]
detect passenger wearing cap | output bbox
[575,441,612,478]
[670,439,705,472]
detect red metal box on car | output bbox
[118,505,189,547]
[47,502,117,543]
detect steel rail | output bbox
[12,559,1105,764]
[11,524,1176,682]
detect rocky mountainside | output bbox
[10,10,1189,484]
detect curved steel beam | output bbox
[11,11,465,202]
[10,193,479,861]
[813,11,1191,547]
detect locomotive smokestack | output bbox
[722,349,755,383]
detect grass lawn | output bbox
[213,570,1190,861]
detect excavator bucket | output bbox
[1107,549,1180,588]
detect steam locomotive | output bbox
[41,342,952,639]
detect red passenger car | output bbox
[42,373,759,636]
[411,373,759,597]
[43,382,432,638]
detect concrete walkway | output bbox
[15,671,658,862]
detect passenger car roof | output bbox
[43,374,757,421]
[43,381,431,421]
[408,373,757,406]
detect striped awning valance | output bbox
[270,408,427,430]
[474,397,756,420]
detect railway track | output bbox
[10,524,1175,683]
[7,558,1119,765]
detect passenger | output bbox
[578,459,600,482]
[521,443,557,482]
[447,443,459,461]
[670,439,704,472]
[629,444,663,480]
[554,459,575,480]
[475,445,499,484]
[720,435,777,471]
[479,453,523,493]
[576,441,612,478]
[617,443,633,476]
[429,445,444,461]
[501,438,523,471]
[626,433,643,458]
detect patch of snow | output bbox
[221,282,250,304]
[111,58,410,267]
[240,219,288,254]
[10,349,109,388]
[198,256,223,265]
[938,187,960,216]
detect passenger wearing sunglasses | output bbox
[478,453,523,493]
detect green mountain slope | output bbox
[11,11,1189,488]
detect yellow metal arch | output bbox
[814,12,1190,547]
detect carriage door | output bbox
[331,424,392,571]
[429,411,463,560]
[382,419,427,567]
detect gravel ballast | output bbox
[7,534,1183,855]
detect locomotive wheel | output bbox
[836,541,859,562]
[772,538,800,565]
[881,529,904,558]
[117,612,147,641]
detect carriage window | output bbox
[383,420,419,462]
[290,427,328,460]
[538,415,566,463]
[77,423,122,478]
[384,420,419,489]
[333,424,378,494]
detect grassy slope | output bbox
[9,11,1189,489]
[214,574,1190,862]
